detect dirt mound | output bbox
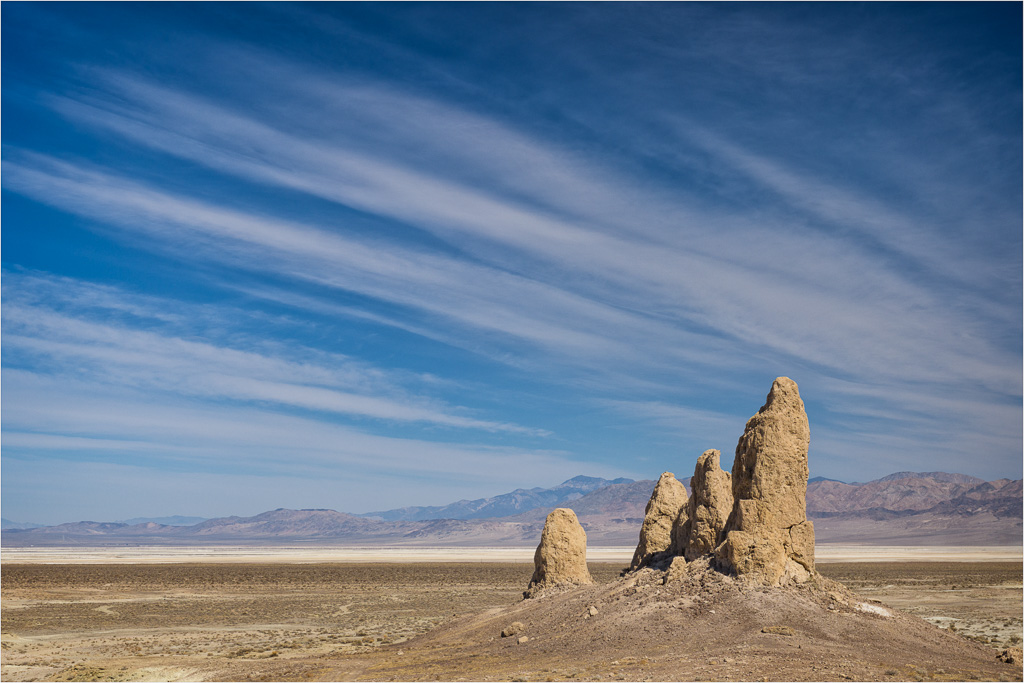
[364,561,1019,681]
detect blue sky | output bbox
[2,3,1021,524]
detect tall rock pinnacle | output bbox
[716,377,815,585]
[679,449,733,561]
[631,472,689,569]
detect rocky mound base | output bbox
[364,560,1019,681]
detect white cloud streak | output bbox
[2,275,546,435]
[2,369,625,489]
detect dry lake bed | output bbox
[1,546,1021,681]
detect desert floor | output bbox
[1,559,1020,682]
[3,545,1022,564]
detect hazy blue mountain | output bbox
[118,516,208,526]
[868,471,984,485]
[360,475,635,522]
[1,518,42,530]
[503,479,659,522]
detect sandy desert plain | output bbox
[1,545,1021,683]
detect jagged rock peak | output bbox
[716,376,815,586]
[526,508,593,597]
[680,449,733,561]
[630,472,688,570]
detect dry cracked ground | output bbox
[1,562,1021,682]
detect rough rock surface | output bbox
[500,621,524,638]
[527,508,593,596]
[630,472,689,569]
[716,377,815,586]
[678,449,733,561]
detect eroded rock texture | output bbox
[715,377,816,585]
[527,508,593,596]
[680,449,733,561]
[631,472,689,569]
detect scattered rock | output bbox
[501,622,525,638]
[517,636,529,645]
[716,377,815,586]
[762,625,795,636]
[998,647,1023,665]
[631,472,689,569]
[588,605,598,616]
[678,449,733,561]
[526,508,593,597]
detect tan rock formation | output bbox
[500,622,524,638]
[631,472,689,569]
[716,377,816,586]
[680,449,733,561]
[527,508,593,596]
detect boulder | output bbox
[630,472,689,569]
[501,622,524,638]
[679,449,733,561]
[716,377,816,586]
[526,508,593,596]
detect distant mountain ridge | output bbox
[861,471,984,485]
[1,518,42,530]
[2,471,1020,547]
[805,474,1013,514]
[118,516,208,526]
[360,475,635,522]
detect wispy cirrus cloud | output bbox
[1,153,732,375]
[2,369,575,479]
[15,69,1018,400]
[2,272,545,435]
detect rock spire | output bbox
[630,471,689,569]
[679,449,733,561]
[526,508,593,596]
[715,376,815,585]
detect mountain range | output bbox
[360,475,635,521]
[2,472,1020,547]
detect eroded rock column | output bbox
[527,508,593,596]
[680,449,733,561]
[716,377,816,585]
[630,472,688,569]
